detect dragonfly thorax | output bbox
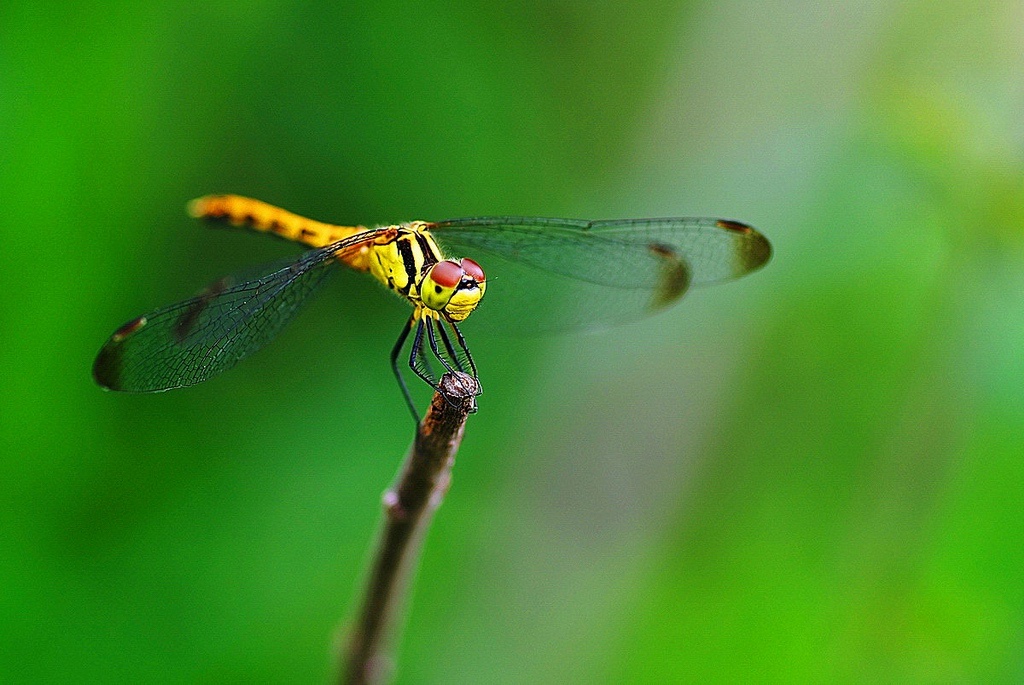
[367,225,486,323]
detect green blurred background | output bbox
[4,1,1024,683]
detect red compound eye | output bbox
[429,260,463,288]
[461,257,485,282]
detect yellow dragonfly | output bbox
[93,195,771,419]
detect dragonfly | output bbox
[93,195,772,420]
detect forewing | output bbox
[93,230,388,392]
[429,216,770,333]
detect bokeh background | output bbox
[4,1,1024,683]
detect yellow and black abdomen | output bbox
[188,194,372,269]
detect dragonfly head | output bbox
[420,258,487,322]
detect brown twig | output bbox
[340,372,480,685]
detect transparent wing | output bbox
[93,229,391,392]
[428,216,771,333]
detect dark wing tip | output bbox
[647,243,692,310]
[92,340,123,390]
[716,220,772,275]
[92,316,147,390]
[744,230,773,272]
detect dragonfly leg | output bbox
[409,318,438,386]
[427,318,478,411]
[391,314,420,422]
[396,314,475,420]
[408,316,442,393]
[436,319,464,373]
[426,318,458,376]
[448,320,479,381]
